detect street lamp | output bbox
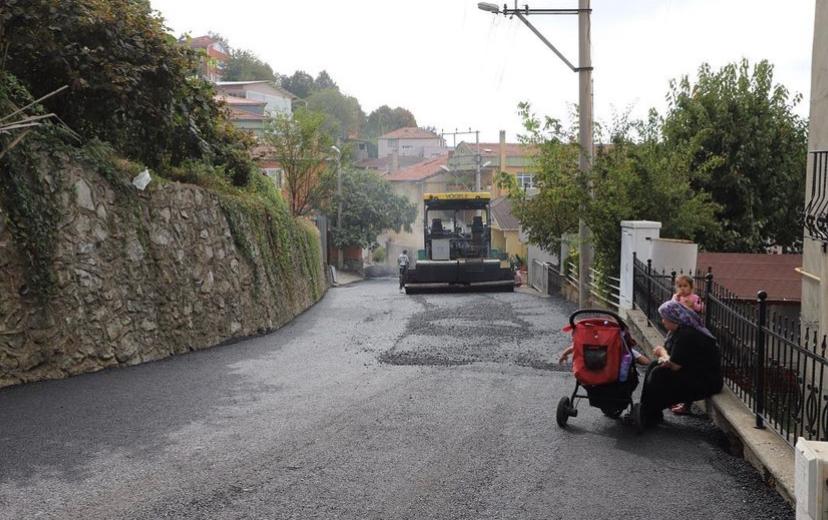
[478,0,594,308]
[330,145,343,270]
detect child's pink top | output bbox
[674,292,703,313]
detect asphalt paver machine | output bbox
[404,192,515,294]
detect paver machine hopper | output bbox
[403,192,516,294]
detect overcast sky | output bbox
[150,0,815,143]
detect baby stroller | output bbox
[556,309,644,432]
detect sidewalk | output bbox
[334,270,364,287]
[623,307,795,504]
[516,285,549,298]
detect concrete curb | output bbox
[622,307,795,504]
[333,272,365,287]
[516,286,550,298]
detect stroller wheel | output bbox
[556,397,572,427]
[632,403,644,433]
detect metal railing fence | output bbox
[632,254,827,446]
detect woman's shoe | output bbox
[671,403,690,415]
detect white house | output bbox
[215,81,295,117]
[377,127,445,159]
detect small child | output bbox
[671,275,702,415]
[673,274,703,313]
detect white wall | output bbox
[618,220,662,310]
[650,238,698,275]
[378,137,443,158]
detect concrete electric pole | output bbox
[477,1,594,308]
[331,145,343,270]
[577,0,594,308]
[440,128,483,191]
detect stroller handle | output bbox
[569,309,628,330]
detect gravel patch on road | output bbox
[379,291,574,372]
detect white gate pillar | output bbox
[618,220,661,310]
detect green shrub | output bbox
[2,0,255,187]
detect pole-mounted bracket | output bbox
[514,12,587,73]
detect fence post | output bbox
[704,271,713,330]
[646,259,653,327]
[632,252,637,310]
[754,290,768,429]
[670,271,676,290]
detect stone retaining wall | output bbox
[0,163,326,388]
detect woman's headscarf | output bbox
[658,300,715,340]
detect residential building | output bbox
[801,0,828,335]
[377,127,445,159]
[446,130,537,197]
[250,144,283,187]
[215,81,295,117]
[355,155,426,176]
[380,152,526,263]
[216,95,268,135]
[380,154,451,259]
[183,35,229,83]
[490,196,527,261]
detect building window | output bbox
[263,168,283,188]
[516,173,535,190]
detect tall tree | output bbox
[281,70,314,98]
[497,103,581,254]
[306,88,365,139]
[662,59,807,251]
[324,169,417,249]
[364,105,417,139]
[223,49,279,82]
[264,109,333,216]
[313,70,338,91]
[503,102,720,272]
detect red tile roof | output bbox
[386,154,449,182]
[186,35,215,48]
[227,106,267,121]
[184,36,229,59]
[379,127,440,140]
[356,155,426,171]
[491,196,520,231]
[697,252,802,303]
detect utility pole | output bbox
[478,1,594,308]
[331,145,343,270]
[476,130,481,191]
[440,128,482,192]
[577,0,593,308]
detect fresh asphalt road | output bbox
[0,279,792,520]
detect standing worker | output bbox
[398,250,410,292]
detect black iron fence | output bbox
[805,150,828,242]
[632,254,828,446]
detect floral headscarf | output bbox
[658,300,715,340]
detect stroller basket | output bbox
[563,314,628,387]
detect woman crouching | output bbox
[640,300,723,426]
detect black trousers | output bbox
[641,362,718,420]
